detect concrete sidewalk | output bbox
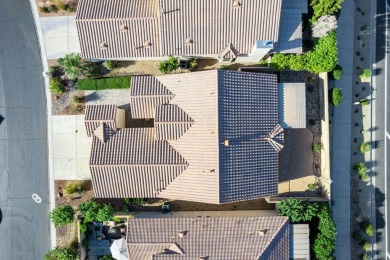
[40,16,80,59]
[331,0,354,259]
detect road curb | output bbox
[28,0,56,249]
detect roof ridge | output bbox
[256,217,289,258]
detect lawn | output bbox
[77,76,131,90]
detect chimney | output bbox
[224,139,230,146]
[233,0,240,7]
[258,229,268,237]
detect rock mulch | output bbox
[84,89,130,107]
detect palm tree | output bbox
[57,53,85,80]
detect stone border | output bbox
[28,0,56,249]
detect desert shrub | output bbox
[313,203,336,260]
[359,69,371,78]
[66,3,75,12]
[103,60,118,70]
[39,6,49,13]
[354,162,369,182]
[81,238,89,248]
[47,5,57,13]
[49,78,63,94]
[310,0,343,23]
[329,88,343,106]
[72,95,83,105]
[359,142,371,154]
[65,181,84,196]
[361,220,375,236]
[312,143,322,153]
[77,77,131,90]
[49,205,75,227]
[276,198,319,223]
[56,1,66,11]
[159,56,179,74]
[359,98,369,106]
[333,65,343,80]
[44,247,77,260]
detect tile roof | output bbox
[85,104,117,137]
[130,76,175,119]
[76,0,290,59]
[127,216,289,260]
[155,105,194,140]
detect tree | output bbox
[359,142,371,154]
[103,60,118,70]
[312,15,337,38]
[310,0,343,23]
[44,247,77,260]
[79,200,114,223]
[276,198,319,223]
[49,205,75,227]
[159,56,179,74]
[329,88,343,106]
[58,53,85,80]
[96,204,114,222]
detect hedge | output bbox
[77,77,130,90]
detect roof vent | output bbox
[99,42,108,49]
[224,139,230,146]
[198,257,208,260]
[185,37,193,45]
[178,230,187,238]
[120,24,128,32]
[144,40,152,47]
[233,0,241,7]
[258,228,268,237]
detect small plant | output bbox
[81,238,89,248]
[189,59,197,70]
[49,205,75,227]
[44,247,77,260]
[359,142,371,154]
[359,98,369,106]
[312,143,322,153]
[329,88,343,106]
[99,255,116,260]
[103,60,118,70]
[64,181,84,196]
[72,95,83,105]
[353,162,369,182]
[159,56,179,74]
[360,254,370,260]
[359,69,371,78]
[39,6,49,13]
[362,241,372,252]
[218,64,228,70]
[85,62,101,78]
[307,183,316,191]
[332,65,343,80]
[49,78,63,94]
[56,1,66,11]
[361,220,375,236]
[124,198,131,204]
[66,3,75,12]
[47,5,57,13]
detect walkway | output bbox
[331,0,354,259]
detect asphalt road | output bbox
[0,0,50,259]
[375,0,390,259]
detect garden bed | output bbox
[35,0,77,17]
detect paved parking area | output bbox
[52,115,91,180]
[40,16,80,59]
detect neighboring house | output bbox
[126,216,310,260]
[76,0,307,62]
[86,70,307,204]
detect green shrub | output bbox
[218,65,228,70]
[112,217,121,223]
[333,65,343,80]
[84,62,101,78]
[49,66,57,75]
[359,69,371,78]
[329,88,343,106]
[307,183,316,191]
[96,204,114,222]
[312,143,322,153]
[124,198,146,205]
[103,60,118,70]
[189,59,198,70]
[99,255,116,260]
[359,98,369,106]
[361,254,370,260]
[44,247,77,260]
[159,56,179,74]
[49,78,63,94]
[313,203,336,260]
[359,142,371,154]
[47,5,57,13]
[276,198,319,223]
[49,205,75,227]
[270,53,292,70]
[362,241,372,252]
[361,220,375,236]
[77,77,131,90]
[79,201,114,223]
[354,162,369,182]
[310,0,343,23]
[81,238,89,248]
[65,181,84,196]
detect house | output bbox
[126,216,310,259]
[86,70,307,204]
[76,0,307,62]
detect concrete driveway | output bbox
[52,115,91,180]
[40,16,80,59]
